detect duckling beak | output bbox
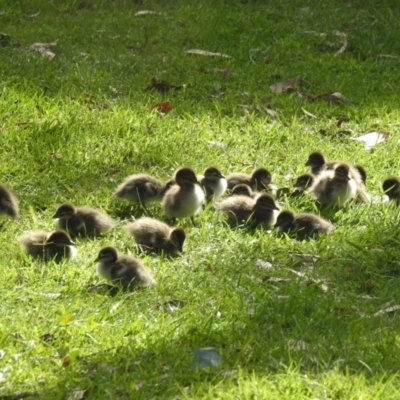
[305,160,310,166]
[94,257,99,263]
[52,213,58,219]
[69,240,76,246]
[274,206,280,210]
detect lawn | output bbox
[1,0,400,398]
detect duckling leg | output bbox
[190,216,197,227]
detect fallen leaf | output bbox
[207,141,227,152]
[135,10,165,16]
[333,30,348,56]
[270,76,301,93]
[187,49,232,58]
[288,339,309,350]
[351,131,389,149]
[256,259,273,269]
[145,78,182,93]
[302,108,318,119]
[150,101,172,113]
[374,305,400,316]
[28,11,40,18]
[40,333,55,343]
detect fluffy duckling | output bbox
[275,210,334,239]
[382,177,400,205]
[0,184,19,218]
[215,193,279,227]
[198,166,227,202]
[126,217,186,257]
[53,203,115,237]
[95,246,156,290]
[19,230,76,262]
[308,163,357,207]
[305,151,365,186]
[162,167,205,226]
[226,167,277,193]
[291,173,315,197]
[113,173,171,209]
[230,183,257,198]
[250,193,280,228]
[215,195,255,226]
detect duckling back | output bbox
[215,195,255,226]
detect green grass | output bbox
[1,0,400,398]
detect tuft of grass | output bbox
[1,0,400,398]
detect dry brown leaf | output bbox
[334,30,348,56]
[187,49,232,58]
[351,131,389,150]
[288,339,309,350]
[66,389,88,400]
[302,108,318,119]
[135,10,165,16]
[150,101,173,113]
[270,76,301,93]
[30,42,56,60]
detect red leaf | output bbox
[150,101,172,113]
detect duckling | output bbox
[198,166,227,202]
[113,173,171,209]
[215,193,279,227]
[230,183,257,198]
[275,210,334,239]
[19,230,76,262]
[126,217,186,257]
[0,184,19,218]
[382,177,400,205]
[53,203,115,238]
[308,163,357,207]
[291,173,315,197]
[250,193,280,228]
[162,167,205,226]
[226,167,277,193]
[95,246,156,290]
[305,151,335,175]
[215,195,255,226]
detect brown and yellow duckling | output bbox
[95,246,156,290]
[126,217,186,257]
[162,167,205,226]
[19,230,76,262]
[53,203,115,238]
[275,210,334,239]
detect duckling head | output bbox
[305,152,326,170]
[170,227,186,252]
[254,193,280,212]
[203,166,225,181]
[354,165,367,184]
[382,177,400,198]
[231,184,253,197]
[274,210,295,231]
[174,167,199,186]
[294,173,314,190]
[252,168,272,189]
[334,164,351,181]
[53,203,76,220]
[47,230,75,247]
[95,246,118,264]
